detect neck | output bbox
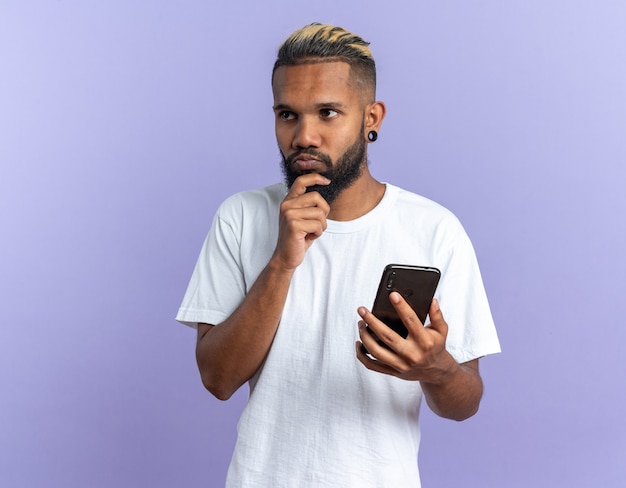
[326,166,385,221]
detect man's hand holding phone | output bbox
[356,294,457,384]
[271,173,331,271]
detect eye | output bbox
[320,108,339,119]
[278,111,296,120]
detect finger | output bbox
[357,309,406,363]
[283,205,329,224]
[388,291,426,335]
[281,206,329,241]
[355,341,403,377]
[286,174,331,198]
[282,193,331,216]
[357,310,429,377]
[357,319,390,358]
[426,298,448,337]
[357,306,401,349]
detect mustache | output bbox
[284,149,332,168]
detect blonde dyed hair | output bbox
[272,23,376,97]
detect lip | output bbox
[290,153,326,171]
[293,158,323,171]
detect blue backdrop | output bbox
[1,1,625,486]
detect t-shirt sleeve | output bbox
[175,204,247,329]
[435,217,501,363]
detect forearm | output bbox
[196,259,294,400]
[421,357,483,421]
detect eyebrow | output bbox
[272,102,346,112]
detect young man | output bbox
[177,23,500,487]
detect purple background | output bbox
[2,1,625,487]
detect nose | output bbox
[292,117,321,150]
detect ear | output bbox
[363,101,386,139]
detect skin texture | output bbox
[196,61,483,421]
[356,294,482,420]
[272,62,386,221]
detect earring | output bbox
[367,130,378,142]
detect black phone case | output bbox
[371,264,441,340]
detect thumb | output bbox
[428,299,448,337]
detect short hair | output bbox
[272,23,376,98]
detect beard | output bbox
[280,129,367,206]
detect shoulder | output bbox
[383,184,473,256]
[388,184,462,226]
[215,182,286,221]
[220,182,286,208]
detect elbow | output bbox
[426,396,481,422]
[209,387,235,402]
[446,404,480,422]
[199,372,239,401]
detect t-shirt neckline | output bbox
[325,183,398,234]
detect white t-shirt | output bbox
[177,182,501,487]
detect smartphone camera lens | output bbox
[386,272,396,290]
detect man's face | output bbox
[272,62,367,204]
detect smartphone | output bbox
[366,264,441,350]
